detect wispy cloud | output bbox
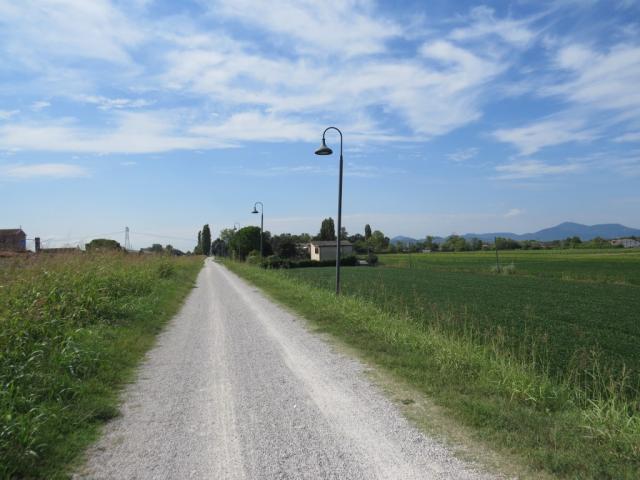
[494,159,583,180]
[504,208,524,218]
[493,116,598,155]
[615,131,640,143]
[447,147,478,162]
[449,6,536,47]
[0,162,89,179]
[545,43,640,116]
[206,0,402,57]
[31,100,51,111]
[0,109,19,120]
[76,95,154,111]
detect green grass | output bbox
[225,250,640,479]
[0,253,202,479]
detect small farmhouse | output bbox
[309,240,353,261]
[611,238,640,248]
[0,228,27,252]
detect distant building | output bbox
[309,240,353,261]
[0,228,26,252]
[611,238,640,248]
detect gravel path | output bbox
[76,259,499,479]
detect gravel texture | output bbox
[75,259,500,479]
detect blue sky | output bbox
[1,0,639,250]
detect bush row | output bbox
[260,255,359,269]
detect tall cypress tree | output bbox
[201,224,212,256]
[365,224,372,240]
[195,230,202,254]
[319,218,336,241]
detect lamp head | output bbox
[251,207,259,214]
[315,137,333,156]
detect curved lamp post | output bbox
[251,202,264,259]
[315,126,343,295]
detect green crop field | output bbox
[0,253,202,479]
[224,249,640,477]
[286,250,640,392]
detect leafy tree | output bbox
[364,224,372,240]
[201,224,212,256]
[271,233,298,259]
[150,243,164,253]
[469,237,483,251]
[229,226,262,260]
[565,236,582,248]
[495,237,521,250]
[318,218,336,241]
[296,233,311,243]
[219,228,236,244]
[425,235,434,250]
[370,230,389,252]
[441,235,468,252]
[589,236,608,249]
[86,238,121,251]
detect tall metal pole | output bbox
[336,140,343,295]
[316,127,344,295]
[253,202,264,260]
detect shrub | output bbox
[260,255,359,269]
[367,253,379,266]
[261,255,290,269]
[246,250,261,265]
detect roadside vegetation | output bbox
[224,249,640,479]
[0,252,202,479]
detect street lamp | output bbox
[251,202,264,259]
[315,126,343,295]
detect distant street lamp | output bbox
[251,202,264,259]
[315,126,343,295]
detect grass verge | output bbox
[224,260,640,479]
[0,253,202,479]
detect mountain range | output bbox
[391,222,640,244]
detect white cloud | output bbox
[0,0,144,66]
[615,131,640,143]
[31,101,51,111]
[447,147,479,162]
[0,112,225,154]
[493,116,597,155]
[0,163,89,179]
[494,160,582,180]
[76,95,154,111]
[449,6,536,47]
[545,43,640,116]
[206,0,401,57]
[190,111,317,143]
[0,109,19,120]
[504,208,524,218]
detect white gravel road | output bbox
[76,259,499,479]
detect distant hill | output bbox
[390,235,419,245]
[394,222,640,244]
[391,235,444,245]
